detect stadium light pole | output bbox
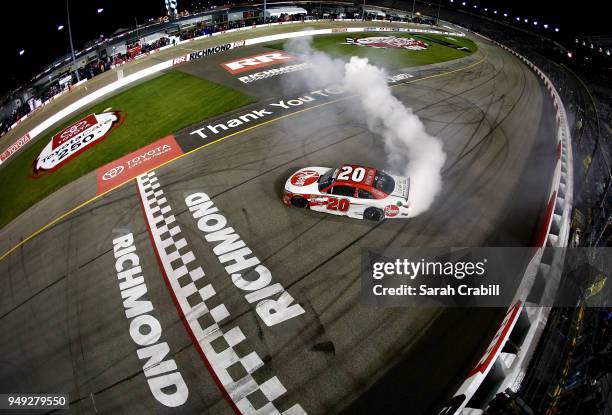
[135,16,140,41]
[362,0,365,21]
[65,0,80,82]
[411,0,416,19]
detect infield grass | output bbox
[0,70,256,229]
[267,33,477,69]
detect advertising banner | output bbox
[96,135,184,194]
[33,111,123,175]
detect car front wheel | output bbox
[290,196,309,209]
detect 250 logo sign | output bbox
[33,111,123,176]
[344,36,428,50]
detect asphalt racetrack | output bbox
[0,26,556,414]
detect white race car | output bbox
[283,164,410,221]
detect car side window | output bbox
[358,188,375,199]
[331,185,355,197]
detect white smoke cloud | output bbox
[285,36,447,217]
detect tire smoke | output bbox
[286,36,447,217]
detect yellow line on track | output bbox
[0,52,487,263]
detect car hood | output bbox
[284,166,331,195]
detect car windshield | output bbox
[318,168,335,191]
[373,171,395,194]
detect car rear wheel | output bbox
[364,207,384,221]
[290,196,309,209]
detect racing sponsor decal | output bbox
[112,230,189,407]
[172,55,189,65]
[237,62,314,84]
[0,132,32,165]
[136,172,306,414]
[331,27,347,33]
[222,51,297,74]
[384,205,399,217]
[364,27,397,32]
[96,135,183,194]
[103,165,124,180]
[190,43,232,60]
[336,165,376,186]
[290,170,320,186]
[344,36,428,50]
[327,197,350,212]
[172,43,234,66]
[33,111,123,175]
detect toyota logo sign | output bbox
[102,165,124,181]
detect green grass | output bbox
[268,33,477,70]
[0,70,256,229]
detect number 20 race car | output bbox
[283,164,410,221]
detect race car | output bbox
[282,164,410,221]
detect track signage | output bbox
[33,111,122,175]
[96,135,183,194]
[237,62,314,84]
[189,43,232,60]
[171,42,238,66]
[344,36,428,50]
[0,133,32,165]
[221,51,297,74]
[112,231,189,407]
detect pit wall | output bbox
[0,21,464,166]
[438,25,574,415]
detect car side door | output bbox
[326,185,355,216]
[351,188,380,219]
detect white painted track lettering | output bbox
[122,283,154,319]
[256,292,306,327]
[232,264,272,292]
[147,372,189,408]
[129,314,162,346]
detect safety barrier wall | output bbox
[0,20,463,166]
[438,27,574,415]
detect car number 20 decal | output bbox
[337,166,366,182]
[327,197,350,211]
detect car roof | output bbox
[334,164,378,187]
[329,165,391,199]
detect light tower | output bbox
[165,0,178,20]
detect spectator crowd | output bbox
[0,10,313,138]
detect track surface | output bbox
[0,31,556,414]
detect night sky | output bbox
[0,0,609,98]
[2,0,170,97]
